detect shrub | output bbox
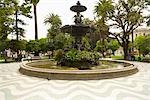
[54,49,64,61]
[57,49,101,69]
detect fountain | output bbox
[61,1,93,50]
[58,1,98,69]
[19,1,138,80]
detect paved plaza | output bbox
[0,61,150,100]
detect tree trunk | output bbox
[123,43,129,60]
[102,51,105,58]
[112,51,115,56]
[34,5,39,56]
[131,31,134,52]
[15,10,18,41]
[34,5,38,40]
[34,51,39,56]
[15,10,20,61]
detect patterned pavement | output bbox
[0,61,150,100]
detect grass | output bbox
[0,56,4,60]
[111,55,150,62]
[111,55,124,60]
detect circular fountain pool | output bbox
[19,60,138,80]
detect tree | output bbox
[10,0,32,60]
[108,39,120,55]
[63,34,74,49]
[44,13,62,38]
[38,38,49,53]
[0,0,17,62]
[0,39,9,52]
[146,0,150,26]
[82,37,91,51]
[9,40,27,52]
[94,40,108,57]
[13,0,32,40]
[82,18,97,49]
[94,19,109,57]
[135,35,150,56]
[26,40,40,53]
[83,18,109,54]
[9,40,27,61]
[44,13,62,52]
[94,0,145,60]
[54,33,66,50]
[82,18,94,26]
[0,0,15,41]
[26,0,40,40]
[0,39,10,62]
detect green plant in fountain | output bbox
[55,49,100,70]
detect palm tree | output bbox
[44,13,62,57]
[32,0,39,40]
[94,0,113,57]
[44,13,62,29]
[44,13,62,38]
[26,0,40,40]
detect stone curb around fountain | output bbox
[19,60,138,80]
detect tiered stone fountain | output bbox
[61,1,93,50]
[19,1,138,80]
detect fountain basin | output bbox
[61,25,92,37]
[19,60,138,80]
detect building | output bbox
[115,28,150,56]
[130,28,150,41]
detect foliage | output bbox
[94,18,109,57]
[57,49,100,69]
[44,13,62,29]
[44,13,63,51]
[54,49,64,61]
[145,0,150,26]
[9,40,27,52]
[108,39,120,55]
[94,40,102,52]
[38,38,49,53]
[135,35,150,56]
[44,13,62,39]
[54,33,66,50]
[82,18,94,26]
[0,39,10,52]
[27,0,40,5]
[82,37,91,51]
[47,33,74,52]
[26,40,40,52]
[64,49,79,61]
[94,0,114,19]
[13,0,32,40]
[63,34,75,49]
[94,0,146,59]
[94,40,108,54]
[0,0,16,41]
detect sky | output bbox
[18,0,149,40]
[20,0,99,40]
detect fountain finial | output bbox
[70,1,87,12]
[77,1,81,5]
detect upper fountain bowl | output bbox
[70,1,87,12]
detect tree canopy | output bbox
[94,0,146,59]
[135,35,150,56]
